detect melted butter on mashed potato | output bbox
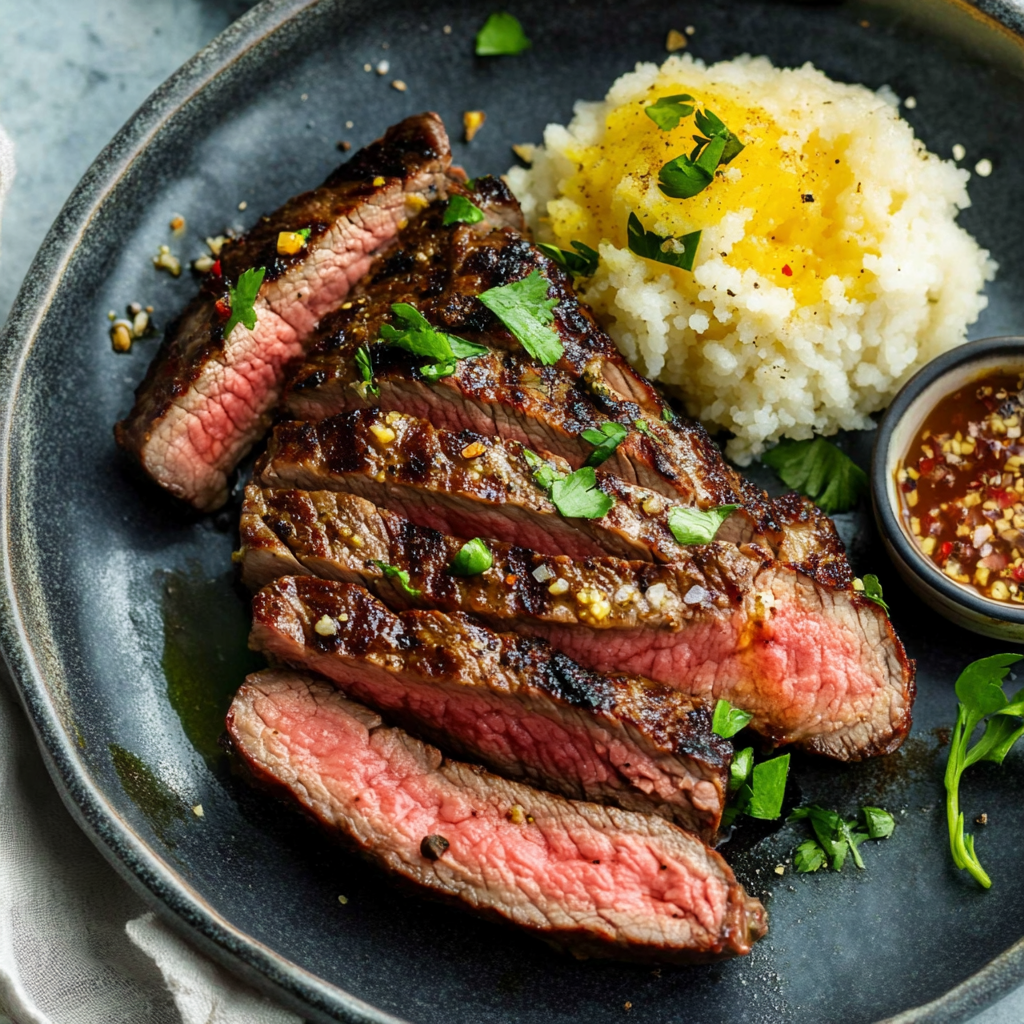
[507,54,996,463]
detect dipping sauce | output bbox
[897,371,1024,604]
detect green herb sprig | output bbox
[443,195,485,226]
[711,698,754,739]
[222,266,266,337]
[581,422,628,467]
[354,345,379,398]
[371,560,422,598]
[667,504,740,545]
[658,108,744,200]
[521,448,614,519]
[790,804,895,873]
[537,241,599,279]
[761,437,868,515]
[449,538,493,576]
[475,12,531,56]
[379,303,486,381]
[478,269,563,365]
[945,653,1024,888]
[644,94,695,131]
[722,752,790,826]
[627,212,701,272]
[860,574,889,614]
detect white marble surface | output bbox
[0,1,1022,1021]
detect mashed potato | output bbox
[507,54,995,463]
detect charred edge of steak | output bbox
[770,491,854,589]
[249,575,732,838]
[227,670,767,963]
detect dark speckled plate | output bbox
[5,0,1024,1021]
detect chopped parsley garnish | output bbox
[761,437,868,515]
[371,560,422,598]
[296,227,311,241]
[711,698,754,739]
[945,653,1024,888]
[723,752,790,825]
[581,422,628,467]
[222,266,265,337]
[789,804,895,873]
[475,12,531,56]
[354,345,379,398]
[728,747,754,795]
[667,504,740,545]
[443,195,485,226]
[379,302,486,381]
[644,94,695,131]
[658,108,745,200]
[661,406,676,423]
[478,269,563,365]
[627,212,701,272]
[537,240,599,278]
[449,537,493,576]
[521,448,614,519]
[634,419,663,445]
[860,574,889,614]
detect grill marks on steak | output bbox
[240,487,915,760]
[249,576,732,838]
[256,409,699,562]
[115,114,455,511]
[228,669,767,962]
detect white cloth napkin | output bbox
[0,128,301,1024]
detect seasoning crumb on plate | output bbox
[151,244,181,277]
[665,29,686,51]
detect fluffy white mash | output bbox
[507,54,995,463]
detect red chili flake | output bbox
[940,541,954,560]
[781,264,793,277]
[505,574,518,586]
[214,297,231,319]
[210,259,222,277]
[1012,565,1024,582]
[900,480,916,493]
[919,458,935,475]
[996,489,1017,509]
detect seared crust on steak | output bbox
[240,487,915,760]
[248,576,733,839]
[115,114,456,511]
[228,669,767,962]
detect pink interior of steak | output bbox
[230,670,765,958]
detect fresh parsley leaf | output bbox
[693,108,745,165]
[449,537,493,576]
[478,269,563,365]
[443,195,485,226]
[581,422,628,467]
[729,747,754,794]
[658,152,715,200]
[667,504,740,545]
[222,266,265,337]
[861,574,889,614]
[861,806,895,840]
[658,107,744,200]
[549,466,614,520]
[627,212,701,272]
[790,803,894,872]
[296,227,311,241]
[746,754,790,820]
[711,698,754,739]
[661,407,676,423]
[761,437,868,515]
[945,653,1024,888]
[794,839,828,873]
[537,240,599,278]
[634,419,663,445]
[521,447,562,491]
[354,345,379,398]
[475,12,531,56]
[371,560,421,597]
[379,302,486,380]
[644,94,695,131]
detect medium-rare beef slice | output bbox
[282,184,769,527]
[256,408,707,562]
[228,669,767,962]
[240,487,915,760]
[249,576,732,838]
[115,113,455,511]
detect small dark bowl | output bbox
[872,336,1024,643]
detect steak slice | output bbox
[115,113,455,510]
[228,669,767,962]
[240,487,915,760]
[249,576,732,839]
[256,409,711,561]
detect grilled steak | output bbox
[228,669,767,962]
[256,409,736,561]
[240,487,914,760]
[115,114,455,510]
[249,576,732,838]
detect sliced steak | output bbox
[249,576,732,839]
[240,487,915,760]
[115,113,455,510]
[228,669,767,962]
[256,409,710,562]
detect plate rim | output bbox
[2,1,1024,1021]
